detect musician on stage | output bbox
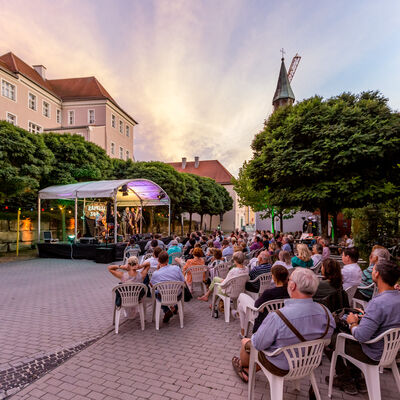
[121,207,132,237]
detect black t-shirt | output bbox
[253,286,290,333]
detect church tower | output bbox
[272,56,295,111]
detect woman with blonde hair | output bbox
[291,244,314,268]
[108,256,150,283]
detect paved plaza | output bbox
[0,259,399,399]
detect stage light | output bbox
[68,210,72,214]
[5,206,8,210]
[157,191,166,200]
[41,208,44,212]
[67,235,75,243]
[50,208,54,211]
[118,184,129,196]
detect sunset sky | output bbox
[1,0,399,175]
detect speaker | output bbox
[95,247,114,263]
[80,237,97,244]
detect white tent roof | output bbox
[39,179,170,206]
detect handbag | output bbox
[331,307,363,334]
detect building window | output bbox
[111,114,116,128]
[119,120,123,134]
[119,147,123,159]
[1,80,16,101]
[6,112,17,125]
[88,109,95,124]
[111,142,115,155]
[28,122,42,134]
[126,125,130,137]
[28,93,37,110]
[126,150,130,160]
[56,109,61,124]
[68,110,74,125]
[43,101,50,118]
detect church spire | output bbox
[272,56,295,111]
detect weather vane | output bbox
[280,48,285,59]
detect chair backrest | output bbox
[123,247,140,263]
[113,283,147,307]
[153,281,185,306]
[258,298,286,313]
[212,262,230,279]
[169,252,182,265]
[43,231,52,242]
[310,260,322,274]
[279,339,326,380]
[378,328,400,368]
[143,253,153,261]
[255,272,273,294]
[185,265,208,283]
[225,254,233,262]
[222,274,248,299]
[345,285,358,303]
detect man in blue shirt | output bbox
[281,236,292,253]
[245,253,272,293]
[150,251,185,323]
[331,259,400,394]
[232,268,335,383]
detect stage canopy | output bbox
[38,179,171,241]
[38,179,170,207]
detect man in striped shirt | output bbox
[245,253,272,293]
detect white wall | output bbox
[256,211,315,233]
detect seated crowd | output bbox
[110,229,400,398]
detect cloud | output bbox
[1,0,399,175]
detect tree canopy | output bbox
[242,91,400,235]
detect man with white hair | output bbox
[245,253,272,293]
[232,268,335,383]
[282,236,292,253]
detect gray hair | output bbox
[372,247,391,261]
[233,251,245,265]
[290,268,319,296]
[259,252,271,264]
[170,240,178,246]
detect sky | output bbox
[1,0,399,175]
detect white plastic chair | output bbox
[245,272,273,300]
[248,339,326,400]
[151,281,185,330]
[345,285,359,304]
[184,265,208,295]
[244,298,286,337]
[328,328,400,400]
[352,282,378,309]
[123,247,140,264]
[209,261,229,280]
[210,274,248,322]
[112,283,148,333]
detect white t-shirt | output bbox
[272,260,292,270]
[342,263,362,290]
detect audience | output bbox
[232,268,335,383]
[167,240,181,263]
[311,243,323,266]
[272,250,293,270]
[178,248,205,293]
[250,236,263,251]
[320,238,331,260]
[245,253,272,293]
[222,239,234,258]
[281,236,292,253]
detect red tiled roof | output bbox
[168,160,233,185]
[0,52,57,95]
[48,76,116,102]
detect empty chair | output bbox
[123,246,140,264]
[112,283,148,333]
[328,328,400,400]
[185,265,208,295]
[151,281,185,330]
[210,274,248,322]
[248,339,327,400]
[244,299,285,337]
[43,231,58,243]
[245,272,273,300]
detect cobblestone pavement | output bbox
[2,259,400,399]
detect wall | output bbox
[256,210,316,233]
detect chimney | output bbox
[182,157,187,169]
[33,65,47,80]
[194,156,200,168]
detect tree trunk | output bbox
[188,213,193,233]
[320,207,329,238]
[209,215,213,231]
[200,214,203,231]
[181,214,184,236]
[149,208,154,232]
[279,212,283,232]
[171,213,176,234]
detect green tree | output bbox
[0,121,54,208]
[41,132,111,186]
[178,173,201,233]
[246,91,400,236]
[213,183,233,230]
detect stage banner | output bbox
[85,202,106,219]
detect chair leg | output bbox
[155,302,161,330]
[202,282,207,295]
[268,374,284,400]
[112,304,116,325]
[211,291,216,317]
[248,349,257,400]
[310,371,322,400]
[391,360,400,392]
[364,365,381,400]
[328,351,338,398]
[224,296,230,323]
[138,303,145,330]
[178,300,184,328]
[115,308,121,334]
